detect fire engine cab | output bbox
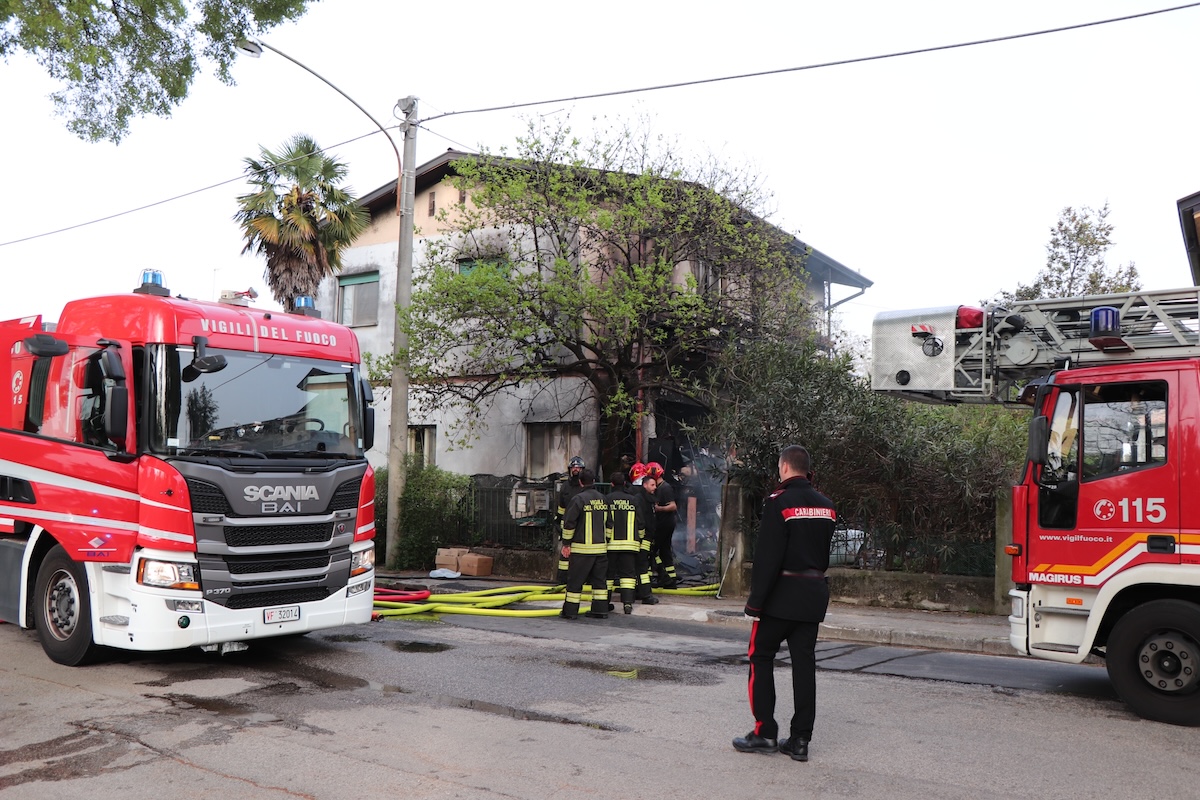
[874,286,1200,724]
[0,272,377,665]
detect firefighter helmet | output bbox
[568,456,585,471]
[630,462,648,481]
[646,461,665,479]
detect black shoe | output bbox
[607,602,615,611]
[623,603,634,615]
[732,732,778,754]
[585,611,608,619]
[559,611,578,620]
[639,596,660,605]
[663,580,679,590]
[778,737,809,761]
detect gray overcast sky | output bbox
[2,0,1197,347]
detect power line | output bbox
[0,129,391,248]
[3,2,1196,249]
[421,2,1200,123]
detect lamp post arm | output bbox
[254,40,402,175]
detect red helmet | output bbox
[646,461,665,479]
[630,462,648,481]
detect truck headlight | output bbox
[138,559,199,590]
[1011,596,1025,619]
[350,548,375,577]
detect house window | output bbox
[526,422,582,479]
[428,191,436,217]
[409,425,436,467]
[691,259,722,295]
[337,272,379,327]
[457,258,479,276]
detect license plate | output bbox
[263,605,301,624]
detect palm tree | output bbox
[235,134,369,310]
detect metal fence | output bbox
[444,475,995,578]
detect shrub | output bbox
[374,457,473,570]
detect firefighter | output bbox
[646,462,680,589]
[634,475,660,605]
[733,445,835,763]
[559,468,610,620]
[605,471,644,614]
[555,456,586,583]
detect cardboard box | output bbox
[458,553,493,577]
[435,547,470,571]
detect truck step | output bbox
[99,615,129,626]
[1030,642,1080,654]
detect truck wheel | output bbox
[34,545,101,666]
[1106,599,1200,725]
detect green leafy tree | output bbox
[1,0,313,143]
[701,336,1026,574]
[235,133,368,310]
[1000,203,1140,303]
[399,118,814,470]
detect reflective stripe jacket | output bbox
[563,487,609,555]
[606,488,643,552]
[745,476,836,623]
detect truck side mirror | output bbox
[105,384,129,444]
[99,347,129,449]
[23,333,68,357]
[1027,415,1049,466]
[360,378,375,451]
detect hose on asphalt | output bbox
[371,582,719,619]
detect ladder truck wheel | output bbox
[34,545,101,666]
[1106,599,1200,726]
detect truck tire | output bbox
[1106,599,1200,726]
[34,545,101,666]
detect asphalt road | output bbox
[0,611,1193,799]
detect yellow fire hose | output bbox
[373,583,719,618]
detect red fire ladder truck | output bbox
[873,287,1200,724]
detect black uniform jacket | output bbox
[745,476,836,623]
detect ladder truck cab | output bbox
[0,271,378,666]
[873,288,1200,725]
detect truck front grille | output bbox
[225,554,331,574]
[224,523,331,547]
[225,587,331,609]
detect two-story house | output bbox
[315,149,872,481]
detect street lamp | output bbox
[236,39,415,569]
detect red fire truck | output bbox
[873,287,1200,724]
[0,272,377,665]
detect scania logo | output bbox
[244,484,320,514]
[243,485,320,502]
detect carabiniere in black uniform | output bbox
[742,473,835,757]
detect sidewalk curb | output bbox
[641,603,1015,656]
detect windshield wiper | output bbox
[264,449,356,459]
[176,447,269,459]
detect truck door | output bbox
[7,333,138,561]
[1028,375,1179,587]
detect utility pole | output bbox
[386,97,417,568]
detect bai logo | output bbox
[244,484,320,513]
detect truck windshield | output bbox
[145,345,366,458]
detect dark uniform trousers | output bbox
[748,615,819,741]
